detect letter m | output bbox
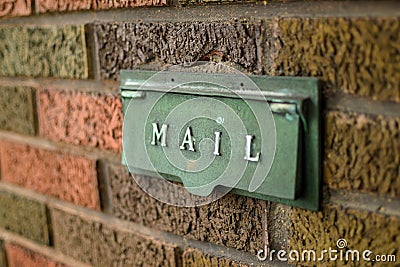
[151,123,168,147]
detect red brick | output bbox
[6,243,69,267]
[0,141,100,210]
[35,0,167,14]
[0,0,31,18]
[37,88,122,153]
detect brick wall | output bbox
[0,1,399,266]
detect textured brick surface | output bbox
[6,243,68,267]
[183,249,249,267]
[0,0,31,18]
[324,112,400,197]
[0,190,49,245]
[0,86,35,135]
[95,22,262,80]
[36,0,166,13]
[0,26,88,79]
[0,141,100,210]
[51,208,177,267]
[0,240,5,267]
[105,164,273,254]
[179,0,251,4]
[38,88,122,152]
[290,205,400,266]
[266,17,400,102]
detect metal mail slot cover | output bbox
[121,70,320,210]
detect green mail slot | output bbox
[121,70,321,210]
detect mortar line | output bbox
[0,130,121,164]
[0,76,119,94]
[0,1,399,27]
[1,76,399,117]
[329,189,400,217]
[326,93,400,118]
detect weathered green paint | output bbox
[121,70,320,210]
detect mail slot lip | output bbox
[121,88,308,107]
[120,70,321,211]
[120,70,319,103]
[122,89,305,121]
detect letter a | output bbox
[180,127,195,151]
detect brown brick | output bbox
[183,248,249,267]
[0,190,49,245]
[6,243,69,267]
[0,240,5,267]
[104,163,289,254]
[35,0,166,13]
[324,112,400,197]
[95,22,262,80]
[0,0,31,18]
[0,141,100,210]
[0,26,88,79]
[37,88,122,153]
[289,205,400,266]
[266,17,400,102]
[179,0,252,4]
[0,86,35,135]
[51,207,177,267]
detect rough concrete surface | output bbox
[37,88,122,152]
[51,208,177,267]
[0,26,88,79]
[0,190,49,245]
[0,86,35,135]
[0,141,100,210]
[324,111,400,197]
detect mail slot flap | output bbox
[123,92,302,200]
[120,70,321,211]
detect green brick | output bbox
[0,26,88,79]
[267,17,400,102]
[0,190,49,245]
[289,205,400,266]
[0,87,35,135]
